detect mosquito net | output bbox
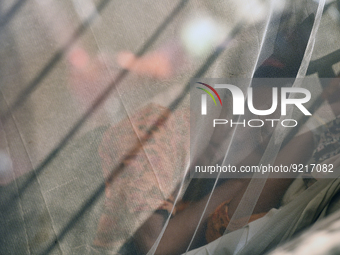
[1,0,340,254]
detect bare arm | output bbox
[134,178,249,255]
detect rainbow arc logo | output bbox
[196,82,222,115]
